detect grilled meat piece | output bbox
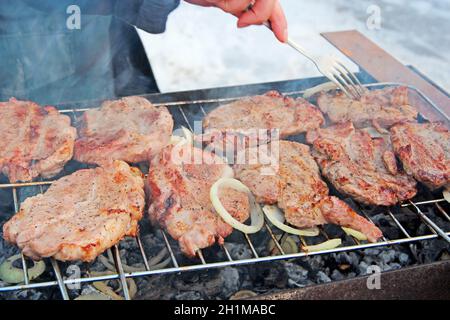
[234,140,382,242]
[3,161,145,261]
[74,96,173,165]
[0,98,77,183]
[203,90,324,139]
[147,143,250,257]
[390,122,450,189]
[317,86,418,129]
[307,122,417,206]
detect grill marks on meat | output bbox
[74,96,173,165]
[307,122,417,206]
[0,98,77,182]
[234,141,382,242]
[317,87,418,129]
[203,91,324,139]
[147,144,250,257]
[2,161,145,261]
[390,122,450,189]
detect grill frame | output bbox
[0,81,449,300]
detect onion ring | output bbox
[210,178,264,234]
[263,205,320,237]
[91,271,137,300]
[267,235,299,255]
[0,254,45,284]
[303,82,338,99]
[444,188,450,204]
[170,126,193,146]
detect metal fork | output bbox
[263,22,365,99]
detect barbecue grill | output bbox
[0,31,449,300]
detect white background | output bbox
[138,0,450,93]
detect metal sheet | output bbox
[255,260,450,300]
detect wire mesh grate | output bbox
[0,83,449,300]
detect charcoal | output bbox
[218,268,241,298]
[417,240,449,263]
[334,252,360,268]
[248,262,288,289]
[226,243,253,260]
[175,291,202,300]
[330,269,345,281]
[358,261,369,275]
[284,262,309,284]
[379,249,397,264]
[388,263,402,271]
[315,271,331,283]
[398,253,410,265]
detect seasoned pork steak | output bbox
[3,161,145,261]
[203,91,324,138]
[0,98,77,183]
[390,122,450,189]
[316,86,418,129]
[234,141,382,242]
[307,122,417,206]
[147,144,250,257]
[74,96,173,165]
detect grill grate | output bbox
[0,82,449,300]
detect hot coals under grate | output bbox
[0,81,449,300]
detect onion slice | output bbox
[170,126,193,146]
[0,254,45,284]
[263,205,320,237]
[302,239,342,252]
[303,81,338,99]
[75,294,112,300]
[444,188,450,204]
[210,178,264,234]
[342,227,368,241]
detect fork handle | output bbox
[262,22,316,63]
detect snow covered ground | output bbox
[138,0,450,93]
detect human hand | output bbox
[185,0,288,42]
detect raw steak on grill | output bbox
[74,96,173,165]
[390,122,450,189]
[3,161,145,261]
[147,143,250,257]
[316,86,418,129]
[0,98,77,183]
[306,122,417,206]
[234,140,382,242]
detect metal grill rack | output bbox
[0,82,449,300]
